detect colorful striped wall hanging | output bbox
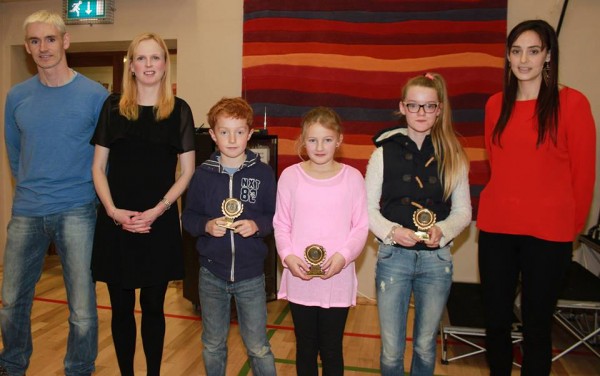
[243,0,507,217]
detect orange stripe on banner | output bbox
[243,52,504,71]
[464,147,487,162]
[278,138,376,160]
[270,126,375,145]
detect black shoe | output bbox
[0,365,8,376]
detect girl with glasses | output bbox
[365,72,471,375]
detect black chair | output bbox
[440,282,523,365]
[551,208,600,361]
[552,261,600,361]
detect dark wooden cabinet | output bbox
[181,128,279,307]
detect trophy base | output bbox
[217,221,236,230]
[307,265,325,277]
[415,231,430,241]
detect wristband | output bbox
[112,209,120,226]
[386,225,399,245]
[160,197,172,211]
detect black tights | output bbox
[289,302,349,376]
[107,283,168,376]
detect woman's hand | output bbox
[322,252,346,279]
[284,254,312,280]
[113,208,144,233]
[122,207,160,234]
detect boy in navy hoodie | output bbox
[182,97,277,376]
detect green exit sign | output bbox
[63,0,114,24]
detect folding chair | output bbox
[440,282,523,365]
[552,261,600,361]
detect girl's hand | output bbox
[205,217,228,237]
[284,255,312,280]
[424,225,443,248]
[231,219,258,238]
[394,227,420,247]
[321,252,346,279]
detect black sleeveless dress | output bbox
[91,94,195,288]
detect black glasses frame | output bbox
[403,102,439,113]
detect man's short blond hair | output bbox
[23,10,66,37]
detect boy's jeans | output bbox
[0,203,98,376]
[199,267,276,376]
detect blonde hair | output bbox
[206,97,254,129]
[23,10,66,36]
[400,73,469,200]
[119,32,174,121]
[295,107,343,157]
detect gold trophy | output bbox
[411,202,436,241]
[304,244,327,277]
[218,197,244,230]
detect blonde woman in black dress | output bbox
[91,32,195,375]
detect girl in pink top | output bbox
[273,107,369,375]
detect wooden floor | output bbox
[1,255,599,375]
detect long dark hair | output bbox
[492,19,560,147]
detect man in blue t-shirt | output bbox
[0,10,108,376]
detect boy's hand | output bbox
[231,219,258,237]
[284,255,312,280]
[206,217,227,237]
[321,252,346,279]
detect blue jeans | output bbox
[376,244,453,376]
[199,267,275,376]
[0,203,98,376]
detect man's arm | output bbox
[4,93,20,177]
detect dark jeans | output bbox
[107,283,168,376]
[289,302,349,376]
[478,231,572,375]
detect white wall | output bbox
[1,0,598,299]
[0,0,244,266]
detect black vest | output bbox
[380,133,450,250]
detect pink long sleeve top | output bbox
[273,163,369,308]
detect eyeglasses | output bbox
[403,102,439,113]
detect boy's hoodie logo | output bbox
[240,178,261,203]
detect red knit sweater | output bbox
[477,87,596,242]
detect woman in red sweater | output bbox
[477,19,596,374]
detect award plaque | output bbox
[412,208,436,241]
[304,244,327,277]
[218,198,244,230]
